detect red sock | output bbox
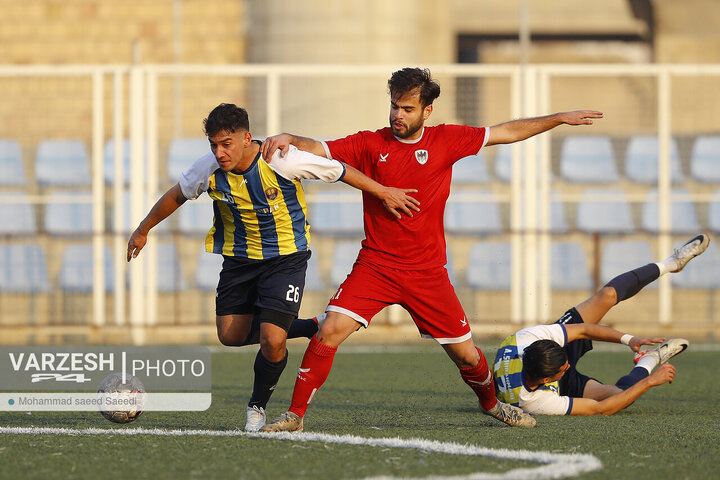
[459,347,498,411]
[288,336,338,418]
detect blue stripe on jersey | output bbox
[211,201,225,253]
[274,170,308,251]
[213,172,248,257]
[566,397,574,415]
[244,167,280,258]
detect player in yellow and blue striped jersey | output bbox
[127,103,420,431]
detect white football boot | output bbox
[665,234,710,273]
[634,338,689,365]
[482,401,537,428]
[245,405,266,432]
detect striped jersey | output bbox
[179,143,346,260]
[493,323,574,415]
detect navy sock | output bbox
[605,264,660,304]
[615,366,649,390]
[287,318,319,339]
[248,349,288,409]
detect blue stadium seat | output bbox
[576,189,635,234]
[690,135,720,183]
[308,187,364,237]
[625,135,683,184]
[59,244,114,292]
[445,195,503,235]
[672,242,720,289]
[156,243,186,292]
[708,190,720,233]
[466,241,511,290]
[330,241,362,288]
[492,143,549,183]
[167,138,210,183]
[194,250,223,291]
[104,139,147,185]
[0,244,50,293]
[560,135,618,183]
[452,153,489,184]
[178,198,214,236]
[44,191,93,235]
[550,242,592,290]
[0,193,36,235]
[640,189,700,234]
[35,139,91,187]
[537,195,569,234]
[111,190,170,234]
[600,240,655,286]
[0,139,26,186]
[304,252,325,291]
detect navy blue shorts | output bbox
[215,250,310,319]
[554,308,596,398]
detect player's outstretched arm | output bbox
[486,110,603,146]
[260,133,327,159]
[127,183,187,261]
[342,164,420,219]
[565,324,665,352]
[569,364,676,416]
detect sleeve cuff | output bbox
[565,397,574,415]
[335,162,346,182]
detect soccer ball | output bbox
[97,372,146,424]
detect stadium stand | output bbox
[672,241,720,289]
[155,243,186,292]
[44,191,93,235]
[445,195,503,235]
[59,244,114,292]
[178,198,214,235]
[0,192,36,235]
[194,249,223,291]
[466,241,511,290]
[451,153,490,184]
[640,189,700,234]
[600,240,655,285]
[304,251,325,291]
[493,143,512,183]
[576,189,635,234]
[559,135,618,183]
[110,190,170,234]
[329,240,362,288]
[0,139,25,186]
[104,139,147,185]
[550,241,592,290]
[625,135,683,184]
[0,243,50,293]
[167,137,210,183]
[690,135,720,183]
[308,186,364,237]
[708,190,720,233]
[35,139,91,187]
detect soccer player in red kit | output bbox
[259,68,603,431]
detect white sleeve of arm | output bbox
[268,145,346,183]
[178,152,218,200]
[522,390,573,416]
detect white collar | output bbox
[394,127,425,144]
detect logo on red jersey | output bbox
[378,153,388,162]
[415,150,429,165]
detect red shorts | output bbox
[327,258,471,344]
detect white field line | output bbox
[0,426,602,480]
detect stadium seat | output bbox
[690,135,720,183]
[625,135,683,184]
[536,195,569,234]
[451,153,490,184]
[308,187,364,237]
[445,195,503,235]
[304,251,325,291]
[167,137,210,183]
[0,243,50,293]
[104,139,147,185]
[0,139,26,186]
[559,135,618,183]
[672,242,720,289]
[466,241,511,290]
[194,249,223,291]
[59,244,114,292]
[35,139,91,187]
[178,198,214,236]
[600,240,655,286]
[707,190,720,233]
[44,191,93,235]
[576,189,635,234]
[155,243,187,292]
[329,241,362,287]
[550,242,592,290]
[109,190,170,234]
[640,189,700,234]
[492,143,549,183]
[0,192,36,235]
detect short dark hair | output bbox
[203,103,250,137]
[387,68,441,108]
[523,339,568,382]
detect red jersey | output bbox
[323,124,489,269]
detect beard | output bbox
[390,117,424,139]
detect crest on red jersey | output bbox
[415,150,428,165]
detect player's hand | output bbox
[648,363,676,386]
[127,229,148,262]
[260,134,293,160]
[379,187,420,219]
[628,336,666,352]
[560,110,604,126]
